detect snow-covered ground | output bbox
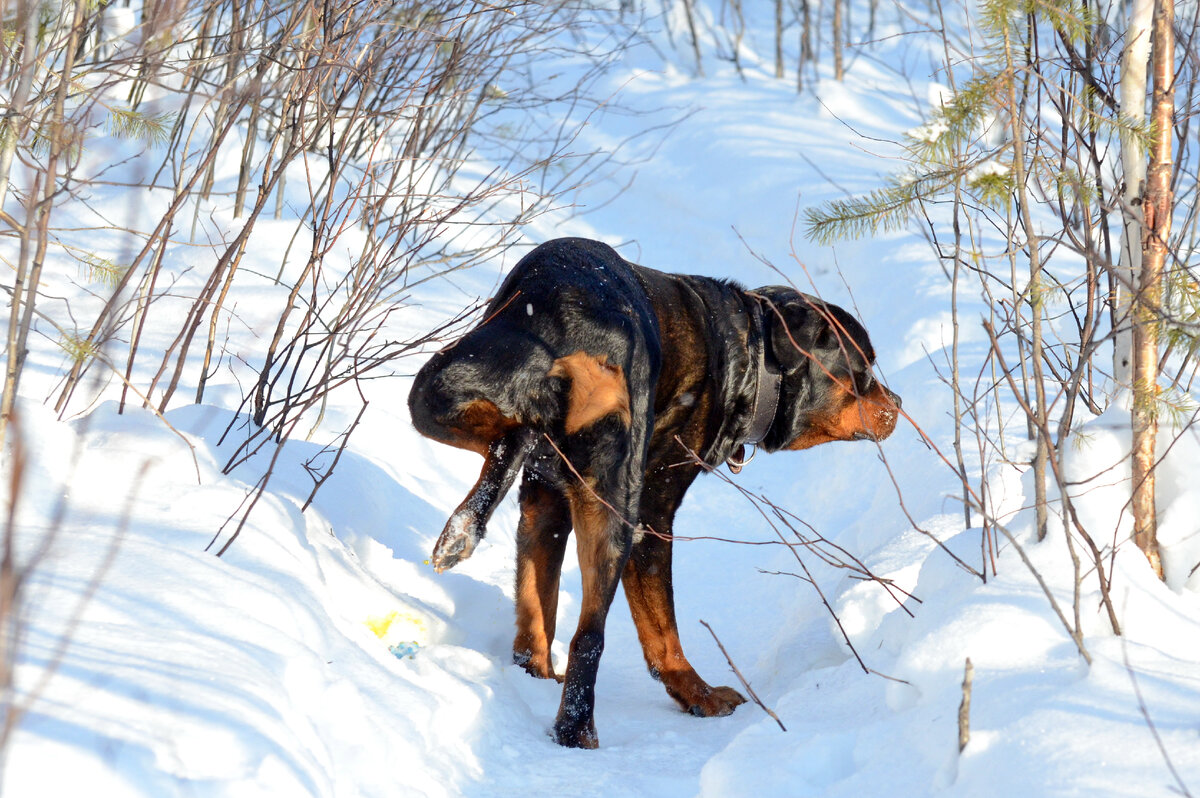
[4,4,1200,797]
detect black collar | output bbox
[727,299,781,474]
[745,298,781,445]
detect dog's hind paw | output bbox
[514,649,564,682]
[431,513,480,572]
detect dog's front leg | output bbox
[624,464,747,718]
[623,531,747,717]
[431,427,536,572]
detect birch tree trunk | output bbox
[1131,0,1174,580]
[1114,0,1154,391]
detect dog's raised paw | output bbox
[430,513,480,572]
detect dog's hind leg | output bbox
[538,348,650,748]
[513,472,571,681]
[548,394,651,748]
[431,427,536,572]
[554,459,634,749]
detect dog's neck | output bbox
[724,297,781,474]
[744,298,781,445]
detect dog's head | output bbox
[754,287,900,453]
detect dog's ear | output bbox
[756,290,854,373]
[759,289,874,374]
[755,288,896,451]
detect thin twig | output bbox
[1121,635,1194,797]
[699,619,786,732]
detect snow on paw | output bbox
[513,649,564,682]
[552,718,599,749]
[430,512,480,572]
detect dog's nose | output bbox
[885,387,902,409]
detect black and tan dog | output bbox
[408,237,899,748]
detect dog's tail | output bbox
[408,322,565,443]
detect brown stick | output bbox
[700,620,786,732]
[958,657,973,752]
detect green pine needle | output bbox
[58,333,98,365]
[105,107,175,148]
[79,254,127,289]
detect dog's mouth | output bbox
[851,385,901,443]
[852,423,894,442]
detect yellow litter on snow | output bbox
[365,610,427,659]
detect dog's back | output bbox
[409,238,660,445]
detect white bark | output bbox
[1114,0,1154,391]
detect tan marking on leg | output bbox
[622,548,746,717]
[569,485,622,614]
[514,486,569,682]
[514,561,562,681]
[549,352,632,434]
[553,482,625,749]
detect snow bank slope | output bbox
[5,10,1200,798]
